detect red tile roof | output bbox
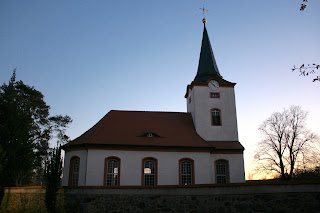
[63,110,244,152]
[63,110,211,149]
[208,141,244,154]
[208,142,244,150]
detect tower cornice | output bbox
[184,79,236,98]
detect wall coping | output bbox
[4,181,320,195]
[62,180,320,189]
[4,186,43,189]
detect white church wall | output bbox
[81,149,212,186]
[62,150,88,186]
[211,154,245,183]
[190,86,238,142]
[186,87,196,124]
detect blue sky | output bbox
[1,0,319,179]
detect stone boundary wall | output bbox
[1,182,320,213]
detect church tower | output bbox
[185,19,239,142]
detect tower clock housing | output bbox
[185,20,239,142]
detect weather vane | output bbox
[199,6,208,23]
[199,6,208,18]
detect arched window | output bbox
[215,160,229,184]
[142,158,158,186]
[179,158,194,185]
[68,156,80,186]
[211,109,221,126]
[104,157,120,186]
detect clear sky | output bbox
[1,0,319,179]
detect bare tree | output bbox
[254,106,318,179]
[300,0,308,11]
[292,64,320,82]
[293,1,319,82]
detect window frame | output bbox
[211,108,222,126]
[68,156,80,186]
[104,156,121,186]
[215,159,229,184]
[141,157,158,186]
[210,92,220,98]
[179,158,195,186]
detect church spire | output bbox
[194,19,222,83]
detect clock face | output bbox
[208,80,219,91]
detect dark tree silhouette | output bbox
[292,64,320,82]
[300,0,308,11]
[0,70,71,204]
[293,1,319,82]
[44,146,63,213]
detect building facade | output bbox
[62,19,245,186]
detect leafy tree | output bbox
[44,146,63,213]
[293,166,320,180]
[0,145,4,177]
[0,70,71,194]
[0,145,5,203]
[254,106,318,180]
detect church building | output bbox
[62,19,245,186]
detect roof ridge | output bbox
[110,110,189,114]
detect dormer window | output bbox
[139,132,160,138]
[147,133,154,138]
